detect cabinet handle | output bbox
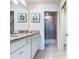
[19,51,24,55]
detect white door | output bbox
[60,2,67,51]
[63,5,67,49]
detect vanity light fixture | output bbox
[11,0,19,5]
[18,0,26,6]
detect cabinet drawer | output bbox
[17,46,27,59]
[10,38,26,54]
[11,45,27,59]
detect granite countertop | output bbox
[10,31,40,41]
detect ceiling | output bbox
[10,0,61,8]
[26,0,60,4]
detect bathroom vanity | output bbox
[10,31,40,59]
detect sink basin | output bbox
[10,34,19,37]
[11,35,18,37]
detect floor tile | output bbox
[33,43,66,59]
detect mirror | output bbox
[10,11,14,34]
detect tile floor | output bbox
[33,43,66,59]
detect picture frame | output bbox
[17,13,27,23]
[31,13,40,23]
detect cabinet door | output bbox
[11,46,26,59]
[32,39,37,58]
[11,51,18,59]
[17,46,27,59]
[32,34,40,58]
[36,38,39,50]
[36,34,40,50]
[26,43,31,59]
[11,41,31,59]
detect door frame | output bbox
[59,1,67,51]
[44,11,58,46]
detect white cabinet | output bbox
[11,50,18,59]
[32,39,37,58]
[11,46,26,59]
[11,33,40,59]
[26,37,31,59]
[17,46,27,59]
[10,38,26,54]
[32,34,40,58]
[11,37,32,59]
[36,34,40,50]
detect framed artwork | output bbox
[31,13,40,23]
[17,13,27,23]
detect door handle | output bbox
[65,33,68,37]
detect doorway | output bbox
[44,11,57,45]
